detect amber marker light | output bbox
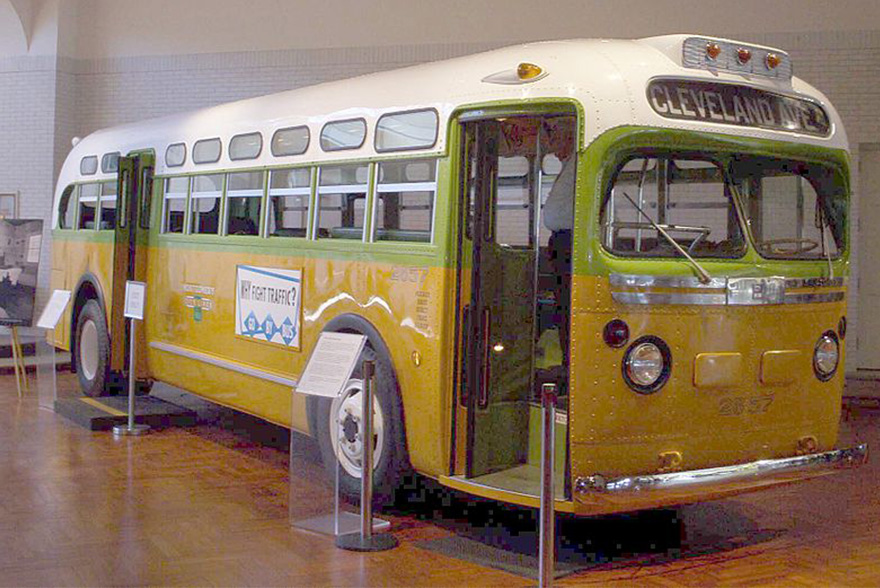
[517,62,543,81]
[737,48,752,64]
[765,53,781,70]
[706,42,721,60]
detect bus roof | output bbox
[56,34,847,198]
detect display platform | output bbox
[54,394,196,431]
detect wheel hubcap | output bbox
[79,319,99,381]
[330,378,385,479]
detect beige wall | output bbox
[1,0,879,370]
[62,0,880,58]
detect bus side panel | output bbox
[51,231,72,350]
[51,231,115,349]
[144,240,451,477]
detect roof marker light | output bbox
[706,43,721,60]
[737,48,752,64]
[517,62,543,81]
[482,63,548,85]
[766,53,781,70]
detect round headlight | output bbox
[623,336,671,394]
[814,331,840,381]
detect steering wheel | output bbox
[758,238,820,255]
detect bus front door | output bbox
[109,153,154,382]
[459,117,540,481]
[455,113,574,495]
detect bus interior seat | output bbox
[328,227,363,239]
[228,217,258,235]
[374,228,430,242]
[272,228,307,238]
[198,216,218,234]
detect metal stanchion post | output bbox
[539,382,557,587]
[336,359,398,551]
[113,319,150,436]
[361,360,375,541]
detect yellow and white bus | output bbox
[51,35,866,514]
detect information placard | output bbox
[296,332,367,398]
[36,289,71,330]
[124,281,146,320]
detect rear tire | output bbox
[75,300,110,397]
[313,342,408,506]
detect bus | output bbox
[51,35,867,515]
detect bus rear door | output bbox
[108,152,154,381]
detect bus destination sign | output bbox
[647,79,830,137]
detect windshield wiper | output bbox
[817,205,834,279]
[621,191,713,284]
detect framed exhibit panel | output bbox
[0,218,43,325]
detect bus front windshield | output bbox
[602,153,847,261]
[730,156,846,259]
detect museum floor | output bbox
[0,371,878,586]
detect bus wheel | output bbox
[314,345,408,506]
[75,300,110,397]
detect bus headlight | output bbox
[623,337,671,394]
[814,331,840,381]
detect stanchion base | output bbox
[112,423,151,436]
[335,531,398,552]
[291,512,390,536]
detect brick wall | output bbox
[0,55,59,318]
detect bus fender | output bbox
[307,313,411,502]
[306,313,403,436]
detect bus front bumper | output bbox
[572,444,868,513]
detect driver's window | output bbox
[602,157,745,258]
[753,175,837,257]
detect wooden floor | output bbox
[1,371,879,587]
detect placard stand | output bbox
[35,333,58,409]
[113,281,149,437]
[335,360,398,551]
[35,290,72,410]
[290,333,390,538]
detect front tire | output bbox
[313,343,408,506]
[75,300,110,397]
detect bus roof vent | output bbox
[681,36,792,81]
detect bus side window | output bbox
[163,176,188,234]
[77,183,100,230]
[226,171,264,236]
[58,185,76,229]
[374,159,437,243]
[268,167,311,238]
[191,174,223,235]
[99,181,117,230]
[317,164,368,240]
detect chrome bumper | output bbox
[576,444,868,494]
